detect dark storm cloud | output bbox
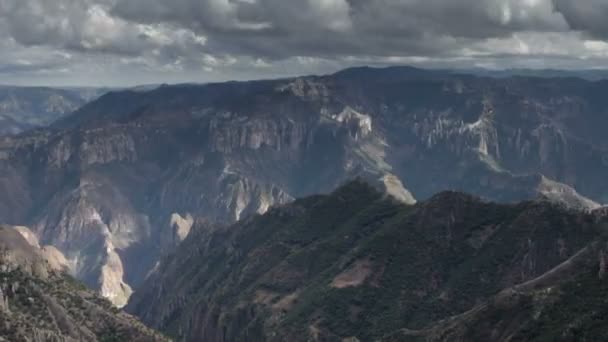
[0,0,607,85]
[109,0,569,59]
[554,0,608,39]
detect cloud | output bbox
[553,0,608,38]
[107,0,571,59]
[0,0,208,58]
[0,0,607,85]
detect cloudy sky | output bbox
[1,0,608,86]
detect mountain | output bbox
[126,180,608,341]
[1,66,608,306]
[0,86,107,136]
[0,225,167,341]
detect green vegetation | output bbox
[515,267,608,341]
[0,233,168,342]
[129,181,608,341]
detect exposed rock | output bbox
[10,225,69,274]
[537,175,601,211]
[380,174,417,204]
[40,246,69,272]
[12,226,40,248]
[0,226,50,279]
[170,213,193,242]
[331,258,374,289]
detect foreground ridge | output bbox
[0,225,168,342]
[128,181,608,341]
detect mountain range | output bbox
[0,66,607,310]
[0,86,107,136]
[127,180,608,341]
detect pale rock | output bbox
[170,213,194,243]
[537,175,601,211]
[99,239,133,308]
[380,174,417,205]
[13,226,41,248]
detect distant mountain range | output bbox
[0,66,607,311]
[0,86,108,136]
[3,67,608,137]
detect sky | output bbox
[2,0,608,86]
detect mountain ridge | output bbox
[127,180,608,341]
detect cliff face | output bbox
[0,225,167,342]
[126,181,608,341]
[1,67,608,305]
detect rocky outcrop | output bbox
[11,225,69,272]
[537,175,601,211]
[164,213,194,251]
[0,226,53,279]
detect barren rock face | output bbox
[1,67,608,306]
[31,177,149,307]
[0,226,52,279]
[12,225,69,273]
[170,213,194,244]
[40,245,69,272]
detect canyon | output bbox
[0,67,607,307]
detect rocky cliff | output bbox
[1,67,607,305]
[127,181,608,341]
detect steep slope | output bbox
[387,235,608,341]
[127,181,608,341]
[1,67,608,305]
[0,225,167,341]
[0,86,106,136]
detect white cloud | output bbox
[0,0,607,85]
